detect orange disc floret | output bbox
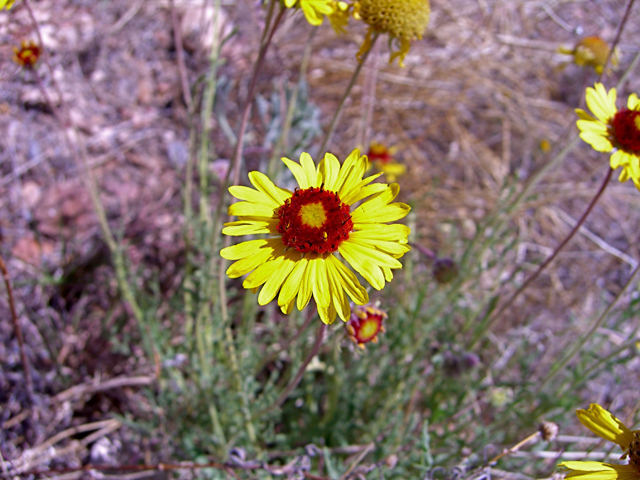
[13,40,40,68]
[277,186,353,254]
[346,304,387,348]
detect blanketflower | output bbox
[284,0,334,26]
[558,36,619,74]
[576,83,640,189]
[13,40,40,68]
[220,149,411,325]
[345,303,387,348]
[558,403,640,479]
[356,0,430,66]
[367,141,406,182]
[0,0,17,9]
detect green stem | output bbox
[317,33,379,156]
[254,320,326,419]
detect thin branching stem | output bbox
[540,257,640,388]
[255,320,326,418]
[596,0,636,84]
[468,167,613,349]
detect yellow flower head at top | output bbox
[0,0,17,9]
[284,0,334,26]
[367,141,406,182]
[576,83,640,189]
[354,0,430,66]
[220,149,411,325]
[559,403,640,479]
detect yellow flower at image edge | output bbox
[284,0,334,26]
[355,0,430,66]
[576,83,640,189]
[558,404,640,479]
[220,149,411,325]
[0,0,17,9]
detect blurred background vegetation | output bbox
[1,0,640,478]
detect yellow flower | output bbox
[328,1,350,34]
[220,149,411,325]
[367,141,406,182]
[558,36,619,74]
[284,0,334,26]
[0,0,17,9]
[576,83,640,189]
[558,404,640,479]
[345,303,387,348]
[13,40,41,69]
[354,0,430,66]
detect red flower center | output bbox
[630,431,640,475]
[276,186,353,254]
[612,109,640,153]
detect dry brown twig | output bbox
[0,252,33,396]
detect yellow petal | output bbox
[257,250,300,305]
[334,149,363,194]
[297,257,315,310]
[310,254,330,308]
[326,255,368,305]
[220,239,273,260]
[279,257,308,307]
[628,93,639,110]
[348,232,411,256]
[221,220,277,236]
[226,245,277,278]
[325,259,350,322]
[353,223,411,241]
[339,242,387,290]
[576,404,635,449]
[559,461,639,480]
[319,153,341,191]
[228,185,281,208]
[249,171,292,205]
[579,131,613,152]
[610,150,629,169]
[317,303,337,324]
[299,152,320,187]
[576,108,595,121]
[586,84,617,123]
[244,248,287,290]
[228,201,277,217]
[577,119,608,134]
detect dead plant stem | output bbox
[169,0,193,111]
[317,33,379,156]
[540,257,640,388]
[267,25,318,178]
[0,253,32,396]
[212,0,285,448]
[468,167,613,349]
[23,0,144,328]
[596,0,636,84]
